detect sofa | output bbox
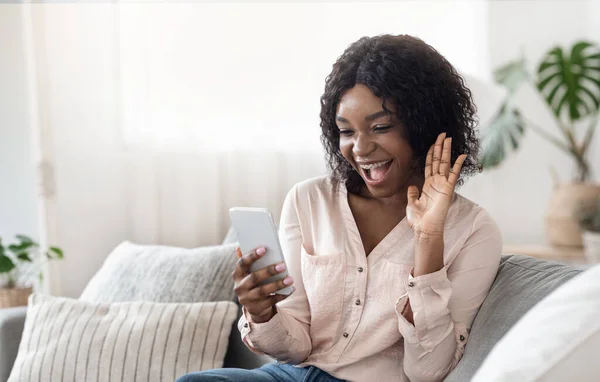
[0,228,585,381]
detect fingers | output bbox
[426,132,466,184]
[448,154,467,186]
[424,146,433,178]
[238,276,295,311]
[407,185,419,204]
[439,137,452,177]
[234,254,292,299]
[248,276,294,300]
[431,132,446,175]
[247,293,292,317]
[232,246,296,320]
[247,262,289,290]
[232,246,266,281]
[236,247,242,259]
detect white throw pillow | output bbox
[80,241,239,304]
[472,263,600,382]
[8,294,238,382]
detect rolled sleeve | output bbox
[238,306,287,354]
[395,267,453,352]
[238,305,311,363]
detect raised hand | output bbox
[406,133,467,236]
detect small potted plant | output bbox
[0,235,64,308]
[575,197,600,263]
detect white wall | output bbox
[591,0,600,37]
[0,5,39,241]
[460,0,600,244]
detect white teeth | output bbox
[359,160,392,170]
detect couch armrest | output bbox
[0,307,27,382]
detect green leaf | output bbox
[8,242,35,254]
[15,235,34,244]
[480,103,526,169]
[0,255,16,273]
[48,247,64,259]
[494,57,530,94]
[483,56,531,168]
[537,41,600,122]
[17,253,32,262]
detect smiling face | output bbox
[336,84,416,199]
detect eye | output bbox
[339,129,353,136]
[374,125,392,132]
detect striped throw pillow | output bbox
[8,294,238,382]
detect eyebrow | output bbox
[335,110,390,124]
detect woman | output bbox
[179,34,501,382]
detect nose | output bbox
[352,132,376,159]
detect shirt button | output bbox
[355,299,361,306]
[358,267,364,272]
[408,281,415,287]
[343,332,349,338]
[244,323,249,328]
[460,335,465,341]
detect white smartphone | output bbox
[228,207,293,295]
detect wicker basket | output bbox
[0,287,33,308]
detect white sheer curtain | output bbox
[22,1,491,297]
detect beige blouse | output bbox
[238,176,502,382]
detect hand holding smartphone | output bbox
[229,207,293,295]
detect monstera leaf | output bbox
[537,41,600,122]
[495,57,530,94]
[481,102,525,169]
[480,59,529,169]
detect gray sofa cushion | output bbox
[0,307,27,382]
[445,254,583,381]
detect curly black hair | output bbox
[319,34,481,194]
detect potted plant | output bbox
[482,40,600,246]
[576,197,600,262]
[0,235,64,308]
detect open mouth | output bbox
[359,160,393,184]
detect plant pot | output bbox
[0,286,33,308]
[545,183,600,247]
[583,231,600,263]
